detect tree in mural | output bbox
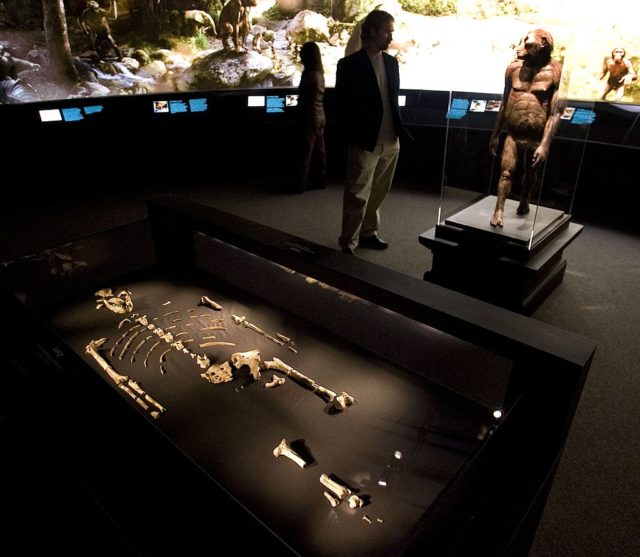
[42,0,79,82]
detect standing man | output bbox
[335,9,410,255]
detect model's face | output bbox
[370,20,394,52]
[613,48,625,61]
[517,32,540,60]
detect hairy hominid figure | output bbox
[79,0,122,61]
[599,47,636,101]
[218,0,256,51]
[489,28,562,227]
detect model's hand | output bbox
[532,144,548,167]
[489,136,499,156]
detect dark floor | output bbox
[1,180,638,556]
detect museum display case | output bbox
[0,195,595,556]
[419,83,597,313]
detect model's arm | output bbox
[624,59,636,83]
[599,59,609,81]
[533,62,562,167]
[490,65,514,156]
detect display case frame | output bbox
[420,84,596,313]
[1,194,596,556]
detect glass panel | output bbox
[439,66,594,250]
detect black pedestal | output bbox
[419,196,583,314]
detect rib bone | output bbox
[273,439,308,468]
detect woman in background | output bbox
[293,41,326,193]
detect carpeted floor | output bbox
[1,179,638,556]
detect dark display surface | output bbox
[50,270,491,556]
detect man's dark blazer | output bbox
[335,48,405,152]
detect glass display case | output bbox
[420,82,596,313]
[0,196,596,556]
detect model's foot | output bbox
[358,235,388,250]
[517,202,530,215]
[490,211,504,227]
[341,246,355,255]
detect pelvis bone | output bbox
[231,349,261,380]
[201,361,234,384]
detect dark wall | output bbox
[3,91,638,234]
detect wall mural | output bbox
[1,0,639,104]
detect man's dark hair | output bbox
[360,9,394,42]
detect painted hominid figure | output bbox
[489,28,562,227]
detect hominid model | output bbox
[489,28,562,228]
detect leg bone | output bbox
[273,438,307,468]
[324,491,341,507]
[264,375,285,388]
[319,473,351,499]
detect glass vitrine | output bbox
[0,196,596,556]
